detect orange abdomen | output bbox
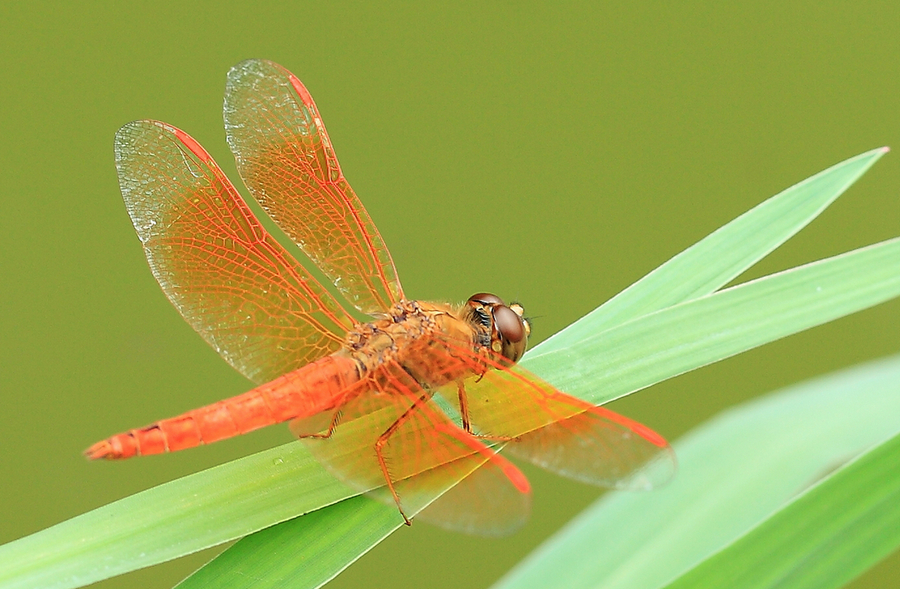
[85,354,359,460]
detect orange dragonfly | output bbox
[86,59,674,535]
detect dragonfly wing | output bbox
[431,337,676,490]
[292,363,530,535]
[115,120,356,384]
[224,59,403,315]
[507,406,676,490]
[413,452,530,536]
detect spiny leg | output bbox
[293,409,344,439]
[373,387,432,526]
[374,372,530,526]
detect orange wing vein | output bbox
[292,361,531,536]
[431,337,676,490]
[224,59,403,315]
[115,120,356,384]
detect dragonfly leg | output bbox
[455,380,518,442]
[291,409,344,439]
[301,410,343,439]
[373,392,432,526]
[455,380,472,432]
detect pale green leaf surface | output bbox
[0,444,353,589]
[177,496,401,589]
[178,151,899,588]
[0,149,894,589]
[184,235,900,588]
[665,430,900,589]
[526,236,900,405]
[493,355,900,589]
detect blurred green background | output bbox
[1,2,899,588]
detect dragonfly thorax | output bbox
[341,295,528,390]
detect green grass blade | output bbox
[181,236,900,588]
[172,147,893,587]
[176,496,401,589]
[492,355,900,589]
[665,431,900,589]
[525,237,900,405]
[0,445,355,589]
[536,147,887,351]
[0,151,894,589]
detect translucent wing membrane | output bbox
[115,121,355,384]
[409,452,530,536]
[224,59,403,315]
[293,336,671,534]
[507,407,676,490]
[105,61,671,537]
[432,337,676,490]
[292,362,531,535]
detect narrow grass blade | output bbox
[0,151,893,589]
[0,445,355,589]
[176,496,402,589]
[181,236,900,588]
[493,355,900,589]
[665,431,900,589]
[526,237,900,405]
[536,147,887,351]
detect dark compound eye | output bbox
[493,305,525,344]
[493,305,528,363]
[466,293,528,362]
[468,292,505,306]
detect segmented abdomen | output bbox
[85,354,359,460]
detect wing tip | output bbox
[287,72,315,106]
[593,406,670,448]
[225,58,316,109]
[171,127,213,163]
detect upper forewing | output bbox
[115,120,356,384]
[224,59,403,315]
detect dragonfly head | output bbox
[466,293,531,364]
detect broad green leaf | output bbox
[180,155,899,587]
[182,235,900,589]
[665,431,900,589]
[0,149,893,589]
[492,355,900,589]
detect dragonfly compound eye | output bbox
[493,304,527,363]
[468,292,505,306]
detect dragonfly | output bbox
[86,59,674,535]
